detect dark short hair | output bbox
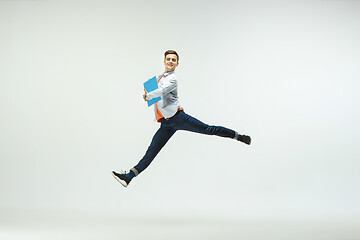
[164,50,179,62]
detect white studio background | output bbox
[1,0,360,239]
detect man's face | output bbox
[164,54,179,72]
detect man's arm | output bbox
[145,76,177,101]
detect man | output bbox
[112,50,251,188]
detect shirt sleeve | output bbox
[146,75,177,100]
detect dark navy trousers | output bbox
[132,110,236,175]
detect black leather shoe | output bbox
[112,171,131,187]
[238,135,251,145]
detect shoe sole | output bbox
[111,172,128,188]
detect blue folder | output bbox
[144,76,161,107]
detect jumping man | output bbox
[112,50,251,187]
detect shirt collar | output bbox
[163,71,175,77]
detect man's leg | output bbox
[112,122,176,187]
[132,122,176,175]
[173,111,251,144]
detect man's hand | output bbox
[143,89,148,101]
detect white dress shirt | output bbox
[146,71,181,120]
